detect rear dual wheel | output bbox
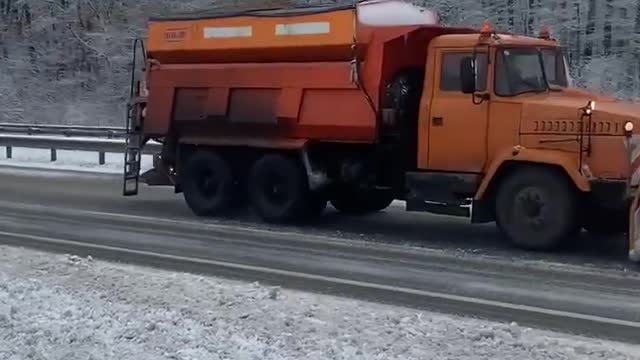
[182,151,325,221]
[181,150,236,216]
[248,154,326,222]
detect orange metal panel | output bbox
[149,62,358,89]
[228,88,279,124]
[144,86,173,135]
[278,88,303,121]
[144,62,377,141]
[147,9,358,63]
[173,88,208,122]
[141,25,471,143]
[299,89,374,129]
[144,2,467,65]
[205,88,230,117]
[143,61,378,139]
[475,147,590,200]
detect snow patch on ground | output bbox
[0,246,638,360]
[0,147,153,174]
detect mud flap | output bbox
[140,154,175,187]
[629,191,640,262]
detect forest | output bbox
[0,0,639,125]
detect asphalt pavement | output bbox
[0,167,639,343]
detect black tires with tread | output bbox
[249,154,309,222]
[495,167,579,251]
[181,150,235,216]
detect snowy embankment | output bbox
[0,146,153,174]
[0,246,638,360]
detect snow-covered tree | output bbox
[419,0,640,99]
[1,0,640,125]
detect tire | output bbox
[249,154,309,222]
[495,167,579,251]
[181,150,235,216]
[331,188,395,215]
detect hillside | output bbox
[0,0,638,125]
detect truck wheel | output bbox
[181,150,235,216]
[331,189,394,215]
[495,168,579,251]
[249,154,309,222]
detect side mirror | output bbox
[460,56,477,94]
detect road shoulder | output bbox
[0,245,638,360]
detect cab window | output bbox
[495,47,569,96]
[440,52,488,92]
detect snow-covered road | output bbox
[0,246,638,360]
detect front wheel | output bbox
[495,167,579,251]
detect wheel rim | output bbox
[513,186,549,231]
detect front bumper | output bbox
[629,188,640,262]
[589,181,639,262]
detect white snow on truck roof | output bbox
[358,0,439,26]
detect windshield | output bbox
[495,47,569,96]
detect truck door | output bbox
[427,49,489,173]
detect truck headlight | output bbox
[582,100,596,116]
[625,121,634,136]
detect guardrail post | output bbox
[5,146,11,159]
[50,148,57,162]
[99,151,106,165]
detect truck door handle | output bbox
[432,117,444,126]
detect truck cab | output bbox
[410,25,640,254]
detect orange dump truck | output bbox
[123,1,640,261]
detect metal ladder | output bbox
[123,38,147,197]
[123,103,144,196]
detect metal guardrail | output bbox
[0,134,161,165]
[0,123,127,139]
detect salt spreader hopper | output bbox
[144,0,440,64]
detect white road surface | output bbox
[0,245,638,360]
